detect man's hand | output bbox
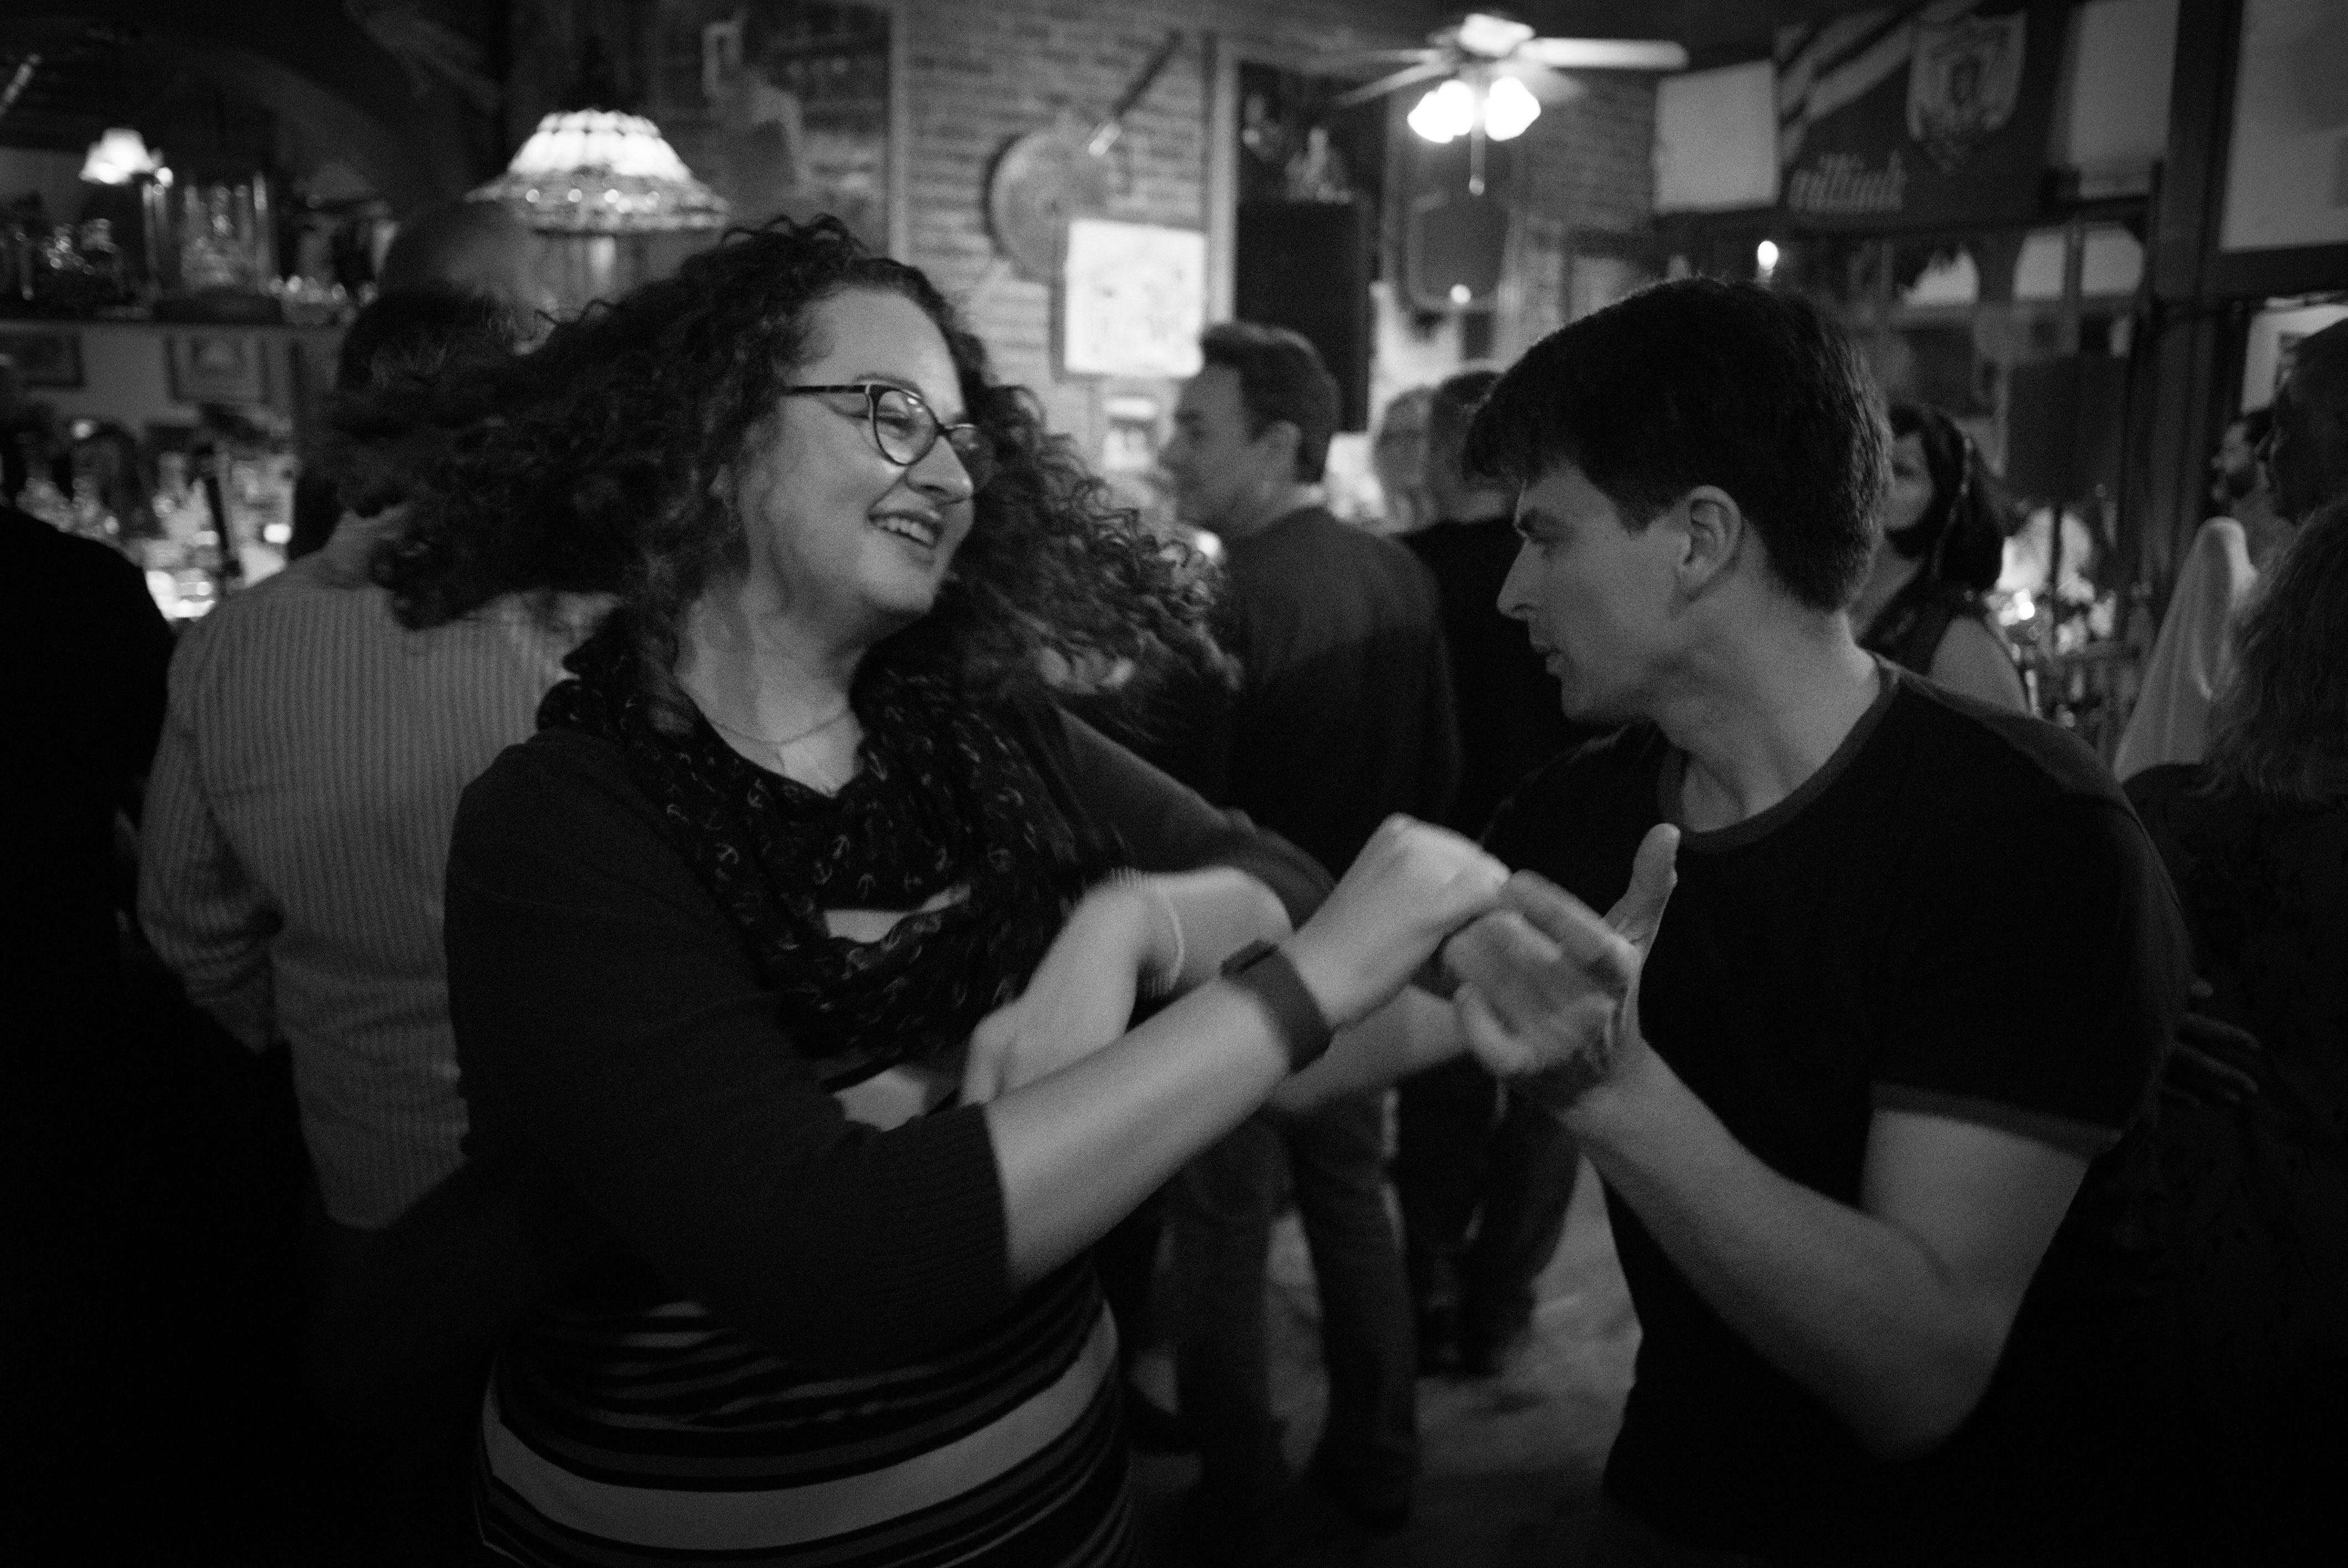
[1284,815,1511,1029]
[2161,977,2264,1108]
[1448,824,1678,1110]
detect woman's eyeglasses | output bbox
[782,383,996,492]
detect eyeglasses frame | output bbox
[780,382,992,489]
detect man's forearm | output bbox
[1568,1048,2009,1459]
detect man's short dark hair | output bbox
[1201,321,1340,483]
[1465,279,1887,612]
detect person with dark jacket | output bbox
[1396,367,1598,1375]
[1156,322,1459,1556]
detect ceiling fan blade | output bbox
[1320,48,1447,67]
[1516,37,1690,71]
[1330,58,1455,109]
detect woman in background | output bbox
[1848,401,2029,710]
[2112,407,2283,780]
[2124,497,2348,1562]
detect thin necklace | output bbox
[703,702,856,755]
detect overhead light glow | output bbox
[1408,79,1478,143]
[1449,283,1472,306]
[1484,76,1541,140]
[1757,240,1780,271]
[80,127,159,184]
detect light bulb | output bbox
[1757,240,1780,272]
[1483,76,1541,141]
[1409,80,1478,144]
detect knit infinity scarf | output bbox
[540,619,1115,1090]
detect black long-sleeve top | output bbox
[444,700,1327,1371]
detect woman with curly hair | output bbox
[338,218,1500,1566]
[1847,401,2028,710]
[2123,497,2348,1561]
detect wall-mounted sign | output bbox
[1775,2,2063,231]
[1062,218,1206,380]
[2219,0,2348,253]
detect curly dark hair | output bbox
[1886,402,2014,593]
[2205,496,2348,801]
[339,216,1226,729]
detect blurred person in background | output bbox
[2112,407,2282,781]
[1371,383,1436,534]
[1395,366,1596,1376]
[289,200,543,560]
[1847,401,2027,710]
[2124,497,2348,1562]
[136,286,560,1562]
[1156,322,1458,1559]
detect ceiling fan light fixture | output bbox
[80,126,160,185]
[1456,12,1536,59]
[1408,79,1479,143]
[1483,75,1541,140]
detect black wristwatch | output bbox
[1219,939,1334,1073]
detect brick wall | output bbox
[1500,75,1658,362]
[903,1,1442,417]
[899,1,1656,443]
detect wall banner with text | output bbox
[1776,1,2063,231]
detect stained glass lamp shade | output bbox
[470,111,729,234]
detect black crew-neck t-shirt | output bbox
[1487,665,2188,1558]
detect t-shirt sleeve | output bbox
[1053,706,1331,925]
[445,734,1012,1372]
[1870,792,2189,1156]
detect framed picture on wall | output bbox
[1,329,84,389]
[168,332,271,405]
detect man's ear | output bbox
[1675,486,1745,596]
[1255,419,1304,481]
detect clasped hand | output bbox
[962,816,1513,1103]
[1445,824,1680,1111]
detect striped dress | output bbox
[477,1263,1134,1566]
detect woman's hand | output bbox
[1448,824,1678,1112]
[1283,816,1511,1030]
[960,881,1163,1103]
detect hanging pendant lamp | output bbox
[470,111,729,234]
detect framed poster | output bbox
[168,333,271,405]
[2217,0,2348,253]
[0,329,83,389]
[1062,218,1207,379]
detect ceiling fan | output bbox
[1329,11,1687,190]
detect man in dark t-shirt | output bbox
[1420,282,2188,1562]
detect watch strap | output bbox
[1219,939,1333,1073]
